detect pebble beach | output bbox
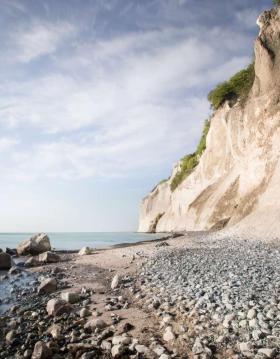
[0,232,279,358]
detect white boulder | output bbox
[78,247,92,256]
[17,233,51,256]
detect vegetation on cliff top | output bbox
[170,120,210,191]
[273,0,280,6]
[154,63,255,193]
[207,63,255,110]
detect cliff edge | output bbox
[138,7,280,239]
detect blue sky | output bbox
[0,0,271,232]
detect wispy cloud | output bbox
[0,137,19,152]
[12,22,75,63]
[0,0,265,182]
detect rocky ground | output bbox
[0,233,279,358]
[134,235,280,358]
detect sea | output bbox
[0,232,165,251]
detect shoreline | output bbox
[0,232,170,254]
[40,232,182,254]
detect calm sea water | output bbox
[0,232,164,251]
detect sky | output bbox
[0,0,272,232]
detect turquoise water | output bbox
[0,232,164,251]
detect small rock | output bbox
[112,335,132,345]
[46,298,72,316]
[47,324,62,340]
[31,341,52,359]
[163,326,175,342]
[111,274,120,290]
[84,318,107,332]
[38,251,60,264]
[101,340,112,350]
[159,355,170,359]
[38,278,57,294]
[6,330,15,343]
[24,349,32,358]
[25,256,40,268]
[78,247,92,256]
[61,292,80,304]
[111,344,126,358]
[135,344,149,354]
[79,307,91,318]
[257,348,277,358]
[192,338,204,355]
[247,309,257,320]
[239,342,254,357]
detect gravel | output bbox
[135,235,280,358]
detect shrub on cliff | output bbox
[170,153,198,192]
[208,63,255,110]
[273,0,280,6]
[170,120,210,191]
[196,119,211,157]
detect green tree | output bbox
[273,0,280,6]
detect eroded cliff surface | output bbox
[139,8,280,237]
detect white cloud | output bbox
[0,13,254,182]
[0,26,250,132]
[0,137,18,152]
[0,97,208,181]
[12,22,75,63]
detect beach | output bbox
[1,232,280,358]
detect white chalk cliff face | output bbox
[139,8,280,238]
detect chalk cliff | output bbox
[139,7,280,239]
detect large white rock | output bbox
[17,233,51,256]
